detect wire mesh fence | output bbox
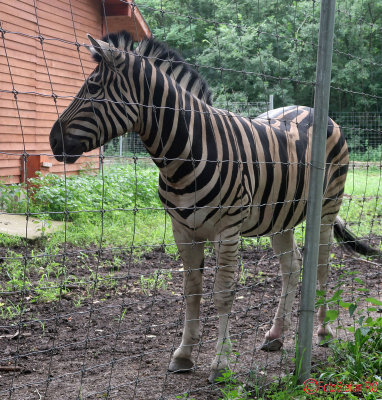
[330,112,381,161]
[0,1,381,399]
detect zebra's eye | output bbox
[87,82,99,95]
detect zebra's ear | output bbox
[86,34,124,65]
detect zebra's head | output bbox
[50,32,137,163]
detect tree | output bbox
[139,0,381,113]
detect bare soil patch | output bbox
[0,242,381,400]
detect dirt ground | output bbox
[0,241,381,400]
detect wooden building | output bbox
[0,0,150,184]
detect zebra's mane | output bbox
[94,31,212,105]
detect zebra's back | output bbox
[240,106,348,237]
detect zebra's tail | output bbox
[333,216,380,256]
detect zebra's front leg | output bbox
[209,235,239,383]
[261,230,301,352]
[168,239,204,373]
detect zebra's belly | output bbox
[165,175,309,239]
[240,195,308,237]
[167,197,306,241]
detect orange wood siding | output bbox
[103,1,151,41]
[0,0,103,183]
[0,0,150,184]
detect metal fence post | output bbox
[297,0,336,383]
[120,136,123,157]
[269,94,274,111]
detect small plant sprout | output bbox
[140,269,172,294]
[239,260,249,285]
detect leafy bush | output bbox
[0,163,161,221]
[350,145,382,162]
[0,182,27,213]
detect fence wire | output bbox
[0,1,381,399]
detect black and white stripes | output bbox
[50,31,374,382]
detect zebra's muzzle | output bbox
[49,119,84,164]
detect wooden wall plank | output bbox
[0,0,150,183]
[0,0,104,182]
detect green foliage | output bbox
[0,245,65,304]
[0,300,25,320]
[176,393,195,400]
[0,233,23,248]
[215,369,252,400]
[319,274,382,383]
[313,270,382,398]
[0,164,161,222]
[26,164,161,221]
[0,181,27,213]
[317,316,382,398]
[140,269,172,294]
[340,166,382,238]
[217,272,382,400]
[349,144,382,162]
[0,243,125,319]
[1,251,31,293]
[140,0,382,114]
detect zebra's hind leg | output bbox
[316,221,335,346]
[168,236,204,373]
[261,230,301,352]
[208,234,240,383]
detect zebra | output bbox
[49,31,379,383]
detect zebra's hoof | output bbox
[208,368,226,384]
[168,357,194,373]
[260,338,283,352]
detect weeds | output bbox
[140,269,172,294]
[239,260,250,285]
[216,369,252,400]
[175,393,196,400]
[318,275,382,385]
[0,300,25,319]
[27,164,161,221]
[214,273,382,400]
[0,162,380,398]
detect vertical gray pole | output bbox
[269,94,274,111]
[297,0,336,383]
[99,146,104,170]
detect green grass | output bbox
[140,269,173,294]
[1,162,380,251]
[340,166,382,238]
[46,208,175,251]
[0,162,178,319]
[348,144,382,163]
[0,162,380,320]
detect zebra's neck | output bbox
[131,58,204,180]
